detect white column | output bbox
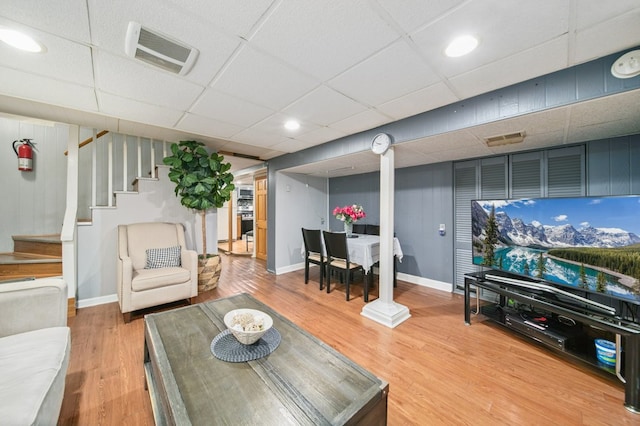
[91,129,97,207]
[150,139,156,178]
[122,135,128,191]
[61,125,79,302]
[136,136,142,178]
[107,133,113,207]
[361,147,411,328]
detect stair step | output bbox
[12,234,62,257]
[0,252,62,280]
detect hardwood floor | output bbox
[59,255,636,425]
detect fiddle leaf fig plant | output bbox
[163,140,235,259]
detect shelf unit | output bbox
[464,272,640,414]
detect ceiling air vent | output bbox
[125,22,198,75]
[484,131,526,147]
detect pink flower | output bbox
[333,204,366,223]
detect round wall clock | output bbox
[371,133,391,155]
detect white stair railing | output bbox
[78,129,170,220]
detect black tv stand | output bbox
[464,271,640,413]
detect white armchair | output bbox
[117,222,198,323]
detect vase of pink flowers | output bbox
[333,204,366,237]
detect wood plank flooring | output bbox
[59,255,636,425]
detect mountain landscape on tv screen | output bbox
[471,196,640,302]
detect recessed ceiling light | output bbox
[445,35,478,58]
[284,120,300,130]
[0,28,45,53]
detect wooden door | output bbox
[254,176,268,260]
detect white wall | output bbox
[274,172,328,273]
[0,117,68,252]
[76,165,218,304]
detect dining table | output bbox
[301,232,403,301]
[342,233,403,273]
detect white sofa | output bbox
[0,277,71,425]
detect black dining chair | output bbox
[365,224,380,235]
[322,231,366,301]
[301,228,325,290]
[352,223,366,234]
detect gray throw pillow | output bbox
[145,246,182,269]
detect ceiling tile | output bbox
[449,37,568,100]
[0,67,98,111]
[190,89,274,127]
[268,138,318,153]
[411,0,570,79]
[330,109,392,135]
[573,11,640,64]
[97,92,184,127]
[283,86,367,126]
[1,0,90,43]
[329,40,440,106]
[177,112,245,138]
[376,82,459,120]
[0,21,94,86]
[376,0,468,33]
[230,126,290,148]
[165,0,275,38]
[212,45,319,110]
[294,126,348,145]
[249,0,400,80]
[95,51,204,110]
[574,0,640,29]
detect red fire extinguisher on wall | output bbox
[12,139,36,172]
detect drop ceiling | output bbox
[0,1,639,177]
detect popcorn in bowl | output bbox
[223,309,273,345]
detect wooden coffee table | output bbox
[143,293,388,425]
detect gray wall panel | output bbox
[631,135,640,194]
[587,139,611,196]
[587,135,640,196]
[610,139,631,195]
[575,61,605,99]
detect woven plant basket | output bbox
[198,254,222,292]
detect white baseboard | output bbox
[398,272,452,292]
[75,269,452,309]
[77,293,118,309]
[276,262,305,275]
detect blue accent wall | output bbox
[329,161,454,283]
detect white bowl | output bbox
[223,308,273,345]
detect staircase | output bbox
[0,235,62,281]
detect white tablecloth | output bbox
[301,233,403,272]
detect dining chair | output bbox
[322,231,366,301]
[352,223,366,234]
[301,228,325,290]
[365,224,380,235]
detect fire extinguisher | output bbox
[12,139,36,172]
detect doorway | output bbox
[254,175,267,261]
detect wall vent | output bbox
[484,131,526,147]
[125,22,198,75]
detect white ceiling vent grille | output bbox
[125,22,198,75]
[484,131,526,147]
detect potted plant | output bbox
[163,140,235,291]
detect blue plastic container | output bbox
[594,339,616,366]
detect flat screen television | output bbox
[471,195,640,306]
